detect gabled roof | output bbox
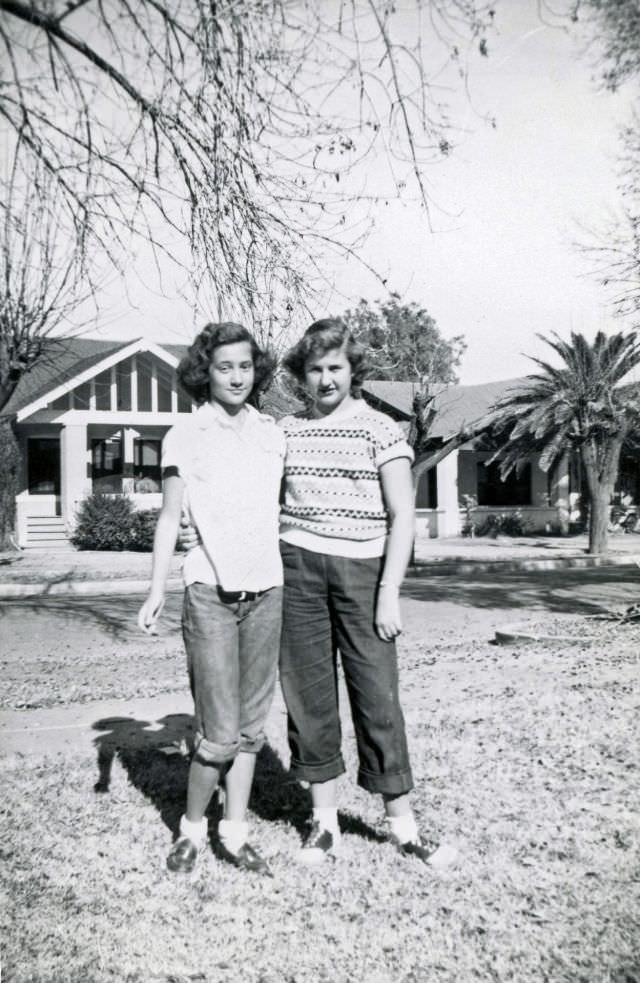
[162,344,189,362]
[3,334,527,435]
[2,338,133,418]
[361,380,422,417]
[3,335,306,422]
[428,378,526,440]
[3,336,182,420]
[363,377,527,440]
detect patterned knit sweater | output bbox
[279,403,413,549]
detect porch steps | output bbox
[25,517,72,551]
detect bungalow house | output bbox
[361,379,580,539]
[3,338,195,548]
[3,336,301,549]
[5,336,630,548]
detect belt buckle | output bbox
[237,590,247,602]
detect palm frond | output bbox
[486,329,640,480]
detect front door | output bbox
[27,437,61,515]
[27,438,61,495]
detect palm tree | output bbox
[485,330,640,555]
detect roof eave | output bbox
[15,338,180,422]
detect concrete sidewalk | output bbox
[0,692,194,759]
[412,532,640,573]
[0,687,292,761]
[1,533,640,597]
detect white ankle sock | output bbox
[218,818,249,856]
[387,811,420,845]
[312,807,339,835]
[180,815,208,845]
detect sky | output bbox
[86,1,636,386]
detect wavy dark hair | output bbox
[177,322,276,407]
[282,318,368,396]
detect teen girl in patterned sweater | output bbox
[280,319,448,865]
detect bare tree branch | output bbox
[0,0,495,342]
[0,150,96,410]
[575,111,640,319]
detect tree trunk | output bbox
[581,436,624,556]
[0,419,20,549]
[588,485,610,555]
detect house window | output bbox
[72,381,91,409]
[137,353,153,411]
[27,438,60,495]
[116,359,132,411]
[50,392,69,411]
[134,438,162,492]
[416,467,437,508]
[92,437,123,493]
[477,460,531,507]
[157,362,173,413]
[616,454,640,504]
[95,369,112,411]
[178,387,192,413]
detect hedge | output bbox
[71,493,158,551]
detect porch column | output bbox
[122,426,139,495]
[436,449,460,537]
[60,424,89,529]
[549,453,571,534]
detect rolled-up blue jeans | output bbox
[182,583,282,765]
[279,543,413,795]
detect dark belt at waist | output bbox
[216,587,265,604]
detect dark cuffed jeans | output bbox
[279,542,413,796]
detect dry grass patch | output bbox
[2,620,639,982]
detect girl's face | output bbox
[303,345,353,415]
[208,341,255,412]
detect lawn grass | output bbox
[2,608,639,983]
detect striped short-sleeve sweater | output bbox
[279,401,413,557]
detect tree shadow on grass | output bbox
[91,714,385,848]
[0,591,183,641]
[403,566,640,614]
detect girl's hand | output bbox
[375,584,403,642]
[177,515,200,552]
[137,593,165,635]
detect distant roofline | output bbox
[6,334,529,426]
